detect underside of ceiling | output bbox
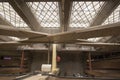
[0,0,120,51]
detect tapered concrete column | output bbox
[20,50,24,72]
[88,52,92,71]
[52,44,57,73]
[47,44,50,64]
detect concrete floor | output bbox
[23,74,48,80]
[0,76,16,80]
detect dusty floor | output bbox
[0,75,49,80]
[0,76,16,80]
[23,74,48,80]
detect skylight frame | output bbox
[27,2,60,28]
[0,2,30,29]
[69,1,104,28]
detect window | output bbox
[87,37,103,42]
[0,2,30,29]
[27,2,60,28]
[70,1,104,28]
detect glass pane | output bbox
[27,2,60,28]
[87,37,103,42]
[9,36,20,41]
[70,1,104,28]
[0,2,30,30]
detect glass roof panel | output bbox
[0,2,30,29]
[70,1,104,28]
[103,5,120,25]
[27,2,60,28]
[87,37,103,42]
[9,36,20,41]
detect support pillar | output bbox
[88,52,92,71]
[51,44,59,74]
[48,44,50,64]
[20,50,24,72]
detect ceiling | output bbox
[0,0,120,51]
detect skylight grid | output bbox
[103,5,120,25]
[0,2,29,29]
[87,37,103,42]
[70,1,104,28]
[9,36,20,41]
[27,2,60,28]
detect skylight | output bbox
[27,2,60,28]
[9,36,20,41]
[0,2,29,29]
[70,1,104,28]
[87,37,103,42]
[103,5,120,25]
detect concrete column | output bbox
[52,44,58,73]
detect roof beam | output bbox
[76,42,120,47]
[64,0,72,31]
[0,25,48,38]
[0,17,13,27]
[20,22,120,43]
[90,0,120,26]
[9,0,41,31]
[0,17,13,41]
[60,0,72,32]
[58,1,63,32]
[59,0,72,48]
[0,35,12,41]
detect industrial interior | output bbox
[0,0,120,80]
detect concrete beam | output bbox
[59,0,72,48]
[9,0,41,31]
[20,22,120,43]
[58,1,63,32]
[0,17,13,41]
[76,42,120,47]
[0,35,12,41]
[64,0,72,31]
[60,0,72,32]
[0,17,13,26]
[90,0,120,26]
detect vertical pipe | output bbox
[88,52,92,71]
[52,44,57,73]
[20,50,24,69]
[48,43,50,64]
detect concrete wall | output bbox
[58,52,87,76]
[0,50,87,75]
[31,52,49,72]
[30,51,87,76]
